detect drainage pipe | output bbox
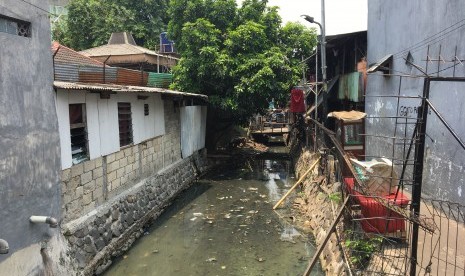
[0,239,8,254]
[29,216,58,228]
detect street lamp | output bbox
[301,15,326,85]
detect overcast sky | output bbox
[237,0,367,35]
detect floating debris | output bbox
[257,257,265,262]
[248,210,258,214]
[221,266,226,269]
[217,197,225,200]
[193,213,203,217]
[206,257,217,262]
[259,194,267,198]
[190,217,197,221]
[240,198,249,202]
[206,220,213,224]
[152,250,159,254]
[248,187,258,191]
[224,213,231,219]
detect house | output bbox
[52,43,208,274]
[80,32,178,74]
[366,0,465,203]
[307,31,367,116]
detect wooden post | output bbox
[273,157,320,210]
[302,196,349,276]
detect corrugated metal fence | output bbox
[54,62,172,88]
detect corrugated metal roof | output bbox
[52,42,108,67]
[53,81,208,100]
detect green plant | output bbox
[345,236,383,267]
[328,192,341,204]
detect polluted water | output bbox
[104,156,324,276]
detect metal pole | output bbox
[320,0,327,84]
[315,45,318,121]
[409,78,430,276]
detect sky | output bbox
[237,0,367,35]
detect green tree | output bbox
[169,0,317,129]
[53,0,169,51]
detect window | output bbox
[0,15,31,37]
[343,123,364,145]
[69,104,89,164]
[144,104,149,116]
[118,102,133,147]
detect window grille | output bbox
[144,104,149,116]
[0,15,31,37]
[69,104,89,164]
[118,102,133,147]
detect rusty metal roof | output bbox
[52,42,108,67]
[54,81,208,100]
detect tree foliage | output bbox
[168,0,317,123]
[53,0,170,51]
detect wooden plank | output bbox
[302,196,349,276]
[273,157,320,210]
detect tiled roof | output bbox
[79,43,179,60]
[51,41,108,67]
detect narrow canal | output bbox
[104,149,324,276]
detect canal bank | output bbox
[62,150,209,275]
[103,149,325,276]
[291,151,348,275]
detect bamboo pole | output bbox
[273,157,320,210]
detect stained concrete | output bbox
[366,0,465,203]
[0,0,63,273]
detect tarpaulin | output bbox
[344,178,409,234]
[290,88,305,113]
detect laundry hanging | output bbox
[290,88,305,113]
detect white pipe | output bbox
[0,239,8,254]
[29,216,58,228]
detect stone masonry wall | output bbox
[294,151,347,276]
[62,150,208,276]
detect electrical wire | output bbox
[18,0,57,16]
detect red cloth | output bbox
[290,89,305,113]
[344,178,409,234]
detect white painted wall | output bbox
[180,105,207,158]
[56,89,166,169]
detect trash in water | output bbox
[206,220,213,224]
[248,187,258,191]
[240,198,249,202]
[221,266,226,269]
[193,213,203,217]
[259,194,267,198]
[224,213,231,219]
[248,210,258,214]
[206,257,217,262]
[152,249,159,253]
[257,257,265,262]
[217,197,225,200]
[190,217,197,221]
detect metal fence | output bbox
[302,109,465,275]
